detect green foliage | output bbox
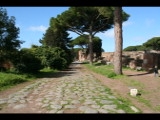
[71,35,103,58]
[71,35,88,49]
[143,37,160,50]
[0,67,59,91]
[13,48,42,73]
[32,46,70,70]
[40,26,71,50]
[39,17,74,66]
[97,7,130,22]
[49,57,67,70]
[57,7,129,64]
[92,37,102,58]
[123,45,149,51]
[0,72,28,91]
[124,37,160,51]
[40,17,72,52]
[0,7,24,68]
[107,72,117,78]
[58,7,118,36]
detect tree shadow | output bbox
[126,71,153,77]
[94,63,104,66]
[36,63,82,78]
[41,71,77,78]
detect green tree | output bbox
[57,7,114,65]
[13,48,42,73]
[39,17,74,66]
[143,37,160,51]
[92,36,102,58]
[71,35,103,59]
[33,46,69,70]
[57,7,129,65]
[0,7,23,69]
[123,45,147,51]
[40,17,71,51]
[71,35,88,49]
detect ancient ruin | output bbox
[78,50,160,71]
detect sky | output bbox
[3,7,160,52]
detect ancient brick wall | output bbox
[0,60,13,70]
[102,51,144,63]
[78,50,160,71]
[78,50,87,62]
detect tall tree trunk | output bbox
[89,33,93,65]
[114,7,123,75]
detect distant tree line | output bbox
[123,37,160,51]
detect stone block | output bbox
[130,89,138,96]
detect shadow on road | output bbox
[37,63,82,78]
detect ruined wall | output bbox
[102,51,144,64]
[0,60,13,70]
[78,50,87,62]
[142,53,160,71]
[78,50,160,71]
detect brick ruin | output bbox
[78,50,87,62]
[78,50,160,71]
[0,60,13,71]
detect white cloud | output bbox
[29,25,47,32]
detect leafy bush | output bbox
[0,66,7,72]
[107,72,117,78]
[13,48,43,73]
[49,57,67,70]
[33,46,69,70]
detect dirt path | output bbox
[123,70,160,112]
[85,66,160,113]
[0,63,160,113]
[0,63,139,113]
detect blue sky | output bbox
[3,7,160,52]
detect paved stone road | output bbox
[0,63,139,113]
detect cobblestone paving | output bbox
[0,63,139,113]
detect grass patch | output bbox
[0,72,30,91]
[115,96,142,113]
[85,63,115,78]
[84,62,126,79]
[136,96,151,108]
[83,62,149,112]
[0,67,58,91]
[84,62,144,88]
[155,105,160,112]
[37,67,59,78]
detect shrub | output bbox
[13,49,43,73]
[49,57,67,70]
[107,72,117,78]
